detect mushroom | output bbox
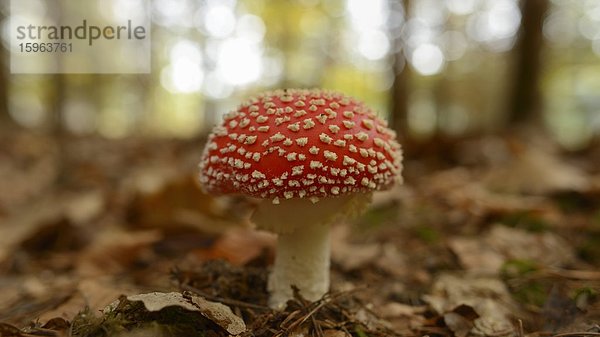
[198,89,403,308]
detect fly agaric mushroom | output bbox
[198,89,402,308]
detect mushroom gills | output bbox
[251,192,372,234]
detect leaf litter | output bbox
[1,132,600,336]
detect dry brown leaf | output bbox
[39,278,137,322]
[448,238,505,274]
[377,302,426,319]
[0,322,23,336]
[125,292,246,335]
[449,224,575,274]
[195,228,275,265]
[0,197,65,263]
[486,225,575,266]
[374,243,408,278]
[423,168,547,216]
[0,133,58,212]
[483,146,588,195]
[0,191,104,264]
[331,226,381,271]
[126,174,252,232]
[376,302,427,332]
[188,295,247,335]
[423,273,518,337]
[0,275,75,325]
[444,312,474,337]
[76,228,162,277]
[126,292,198,312]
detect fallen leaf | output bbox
[0,322,23,336]
[448,238,505,274]
[195,228,275,265]
[125,292,246,335]
[449,224,575,274]
[377,302,426,319]
[331,226,381,271]
[189,295,247,336]
[0,191,103,264]
[444,312,473,337]
[126,292,198,312]
[126,174,251,232]
[483,145,589,195]
[486,225,575,267]
[38,277,136,322]
[76,228,162,277]
[423,273,518,337]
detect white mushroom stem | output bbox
[251,193,373,309]
[268,222,330,309]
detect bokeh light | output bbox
[446,0,477,16]
[411,43,445,76]
[357,30,390,60]
[236,15,266,43]
[216,38,263,86]
[203,4,236,38]
[346,0,387,29]
[161,40,204,93]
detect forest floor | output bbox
[1,130,599,337]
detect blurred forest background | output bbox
[1,0,599,147]
[1,0,600,336]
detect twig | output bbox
[546,268,600,281]
[311,314,323,337]
[275,287,366,337]
[180,284,271,311]
[518,319,525,337]
[551,333,600,337]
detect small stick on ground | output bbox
[551,333,600,337]
[274,287,366,337]
[518,319,525,337]
[180,284,271,311]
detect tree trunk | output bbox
[389,0,410,139]
[507,0,549,125]
[0,52,11,128]
[0,9,12,129]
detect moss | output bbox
[513,282,548,308]
[413,225,440,244]
[572,287,598,302]
[500,211,549,232]
[355,204,398,230]
[354,326,369,337]
[501,259,548,308]
[500,259,539,278]
[577,233,600,264]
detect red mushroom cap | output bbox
[198,89,403,203]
